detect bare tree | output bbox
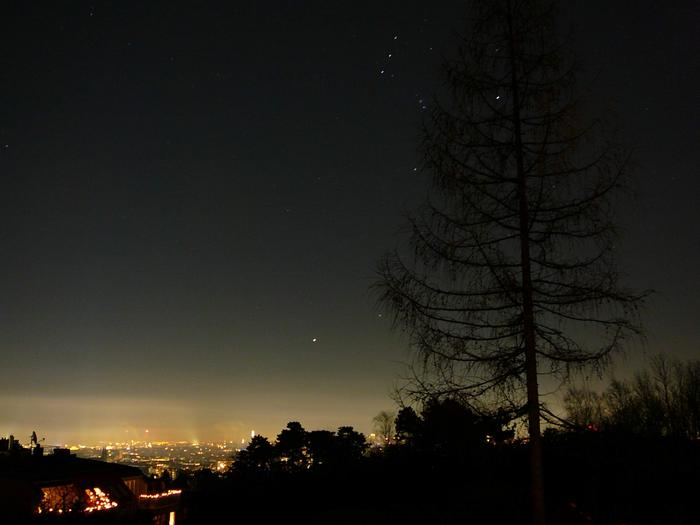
[565,356,700,439]
[564,386,604,430]
[372,410,396,445]
[376,1,646,522]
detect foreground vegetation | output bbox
[168,358,699,524]
[171,425,696,524]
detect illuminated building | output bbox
[0,444,181,523]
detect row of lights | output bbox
[139,489,183,500]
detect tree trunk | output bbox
[507,2,546,524]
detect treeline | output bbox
[564,354,700,438]
[231,422,367,475]
[228,398,512,477]
[174,357,700,524]
[179,400,524,524]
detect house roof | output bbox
[0,453,144,485]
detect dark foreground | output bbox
[182,434,697,525]
[2,432,696,524]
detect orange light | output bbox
[139,489,182,499]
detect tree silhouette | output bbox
[394,407,422,447]
[234,434,276,473]
[376,1,646,522]
[335,426,367,464]
[421,398,491,457]
[276,421,308,470]
[160,468,173,486]
[173,469,190,489]
[306,430,336,469]
[565,356,700,438]
[372,410,396,445]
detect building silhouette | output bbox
[0,436,181,524]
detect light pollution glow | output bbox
[0,391,384,445]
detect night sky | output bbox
[1,1,698,445]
